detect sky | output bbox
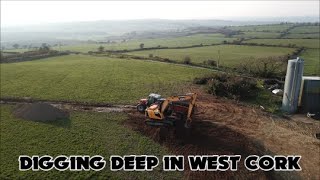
[1,1,319,27]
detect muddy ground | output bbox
[13,103,69,121]
[2,92,319,179]
[124,92,320,180]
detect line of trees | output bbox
[9,43,51,52]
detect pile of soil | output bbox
[13,103,69,121]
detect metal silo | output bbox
[282,57,304,113]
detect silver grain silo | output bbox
[282,57,304,113]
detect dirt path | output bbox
[0,97,136,113]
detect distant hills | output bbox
[1,18,319,48]
[3,17,319,33]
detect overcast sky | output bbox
[1,1,319,27]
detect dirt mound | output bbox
[13,103,69,121]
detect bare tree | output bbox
[236,56,287,78]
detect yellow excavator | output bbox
[144,93,197,128]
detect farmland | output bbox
[283,33,320,39]
[233,31,281,39]
[126,45,296,67]
[289,25,320,34]
[1,21,320,180]
[0,105,181,179]
[2,24,319,76]
[0,55,212,104]
[51,34,236,53]
[300,49,320,76]
[228,24,295,32]
[3,49,29,53]
[243,38,320,49]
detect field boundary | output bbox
[90,41,302,54]
[92,47,300,80]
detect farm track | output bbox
[0,97,136,113]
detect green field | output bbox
[0,105,181,179]
[289,26,320,34]
[3,49,30,53]
[283,33,320,39]
[233,32,281,39]
[300,49,320,76]
[2,52,19,57]
[127,45,295,67]
[244,39,320,49]
[51,34,235,53]
[228,24,294,32]
[0,55,211,104]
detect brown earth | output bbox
[13,103,69,121]
[124,90,320,180]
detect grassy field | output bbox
[2,52,19,57]
[243,39,320,49]
[0,55,211,104]
[0,105,181,179]
[289,26,320,34]
[283,33,320,39]
[50,34,235,53]
[3,49,30,53]
[127,45,295,67]
[300,49,320,76]
[5,34,235,53]
[233,32,281,39]
[228,24,294,32]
